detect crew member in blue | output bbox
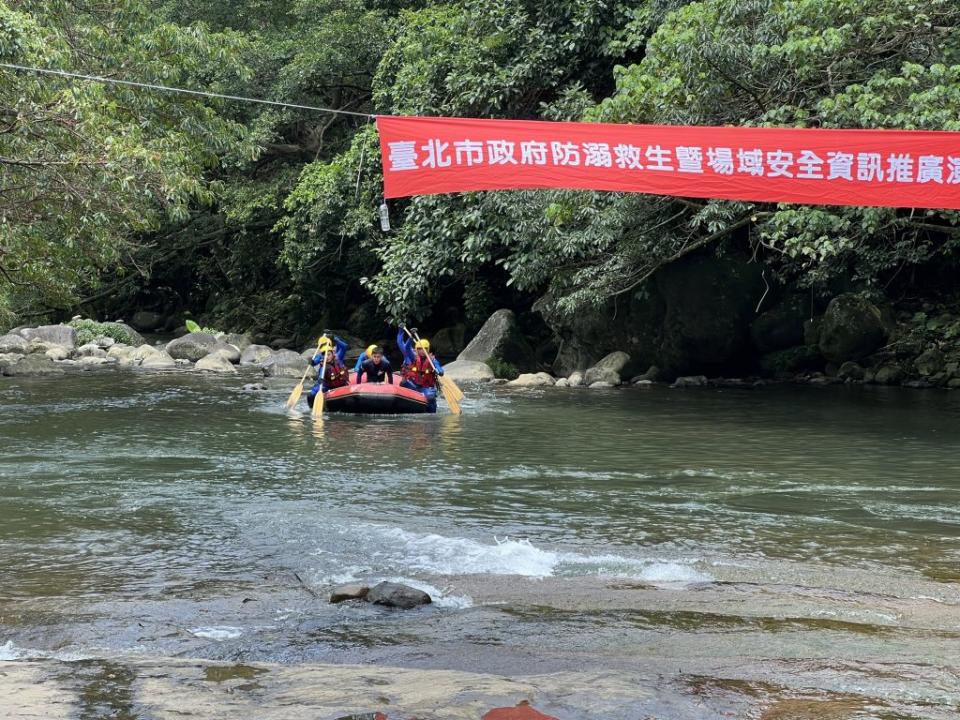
[353,344,378,373]
[356,345,394,384]
[397,325,444,412]
[306,333,349,408]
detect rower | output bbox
[396,324,444,413]
[306,333,349,408]
[356,345,394,385]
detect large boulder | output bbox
[364,581,431,609]
[442,360,495,382]
[131,344,161,362]
[915,347,945,377]
[818,294,888,363]
[220,333,252,353]
[19,324,77,350]
[76,343,107,358]
[107,344,136,365]
[44,346,72,361]
[507,372,555,387]
[6,354,65,376]
[130,311,163,332]
[262,349,307,378]
[240,344,273,366]
[583,351,630,386]
[431,324,467,358]
[100,322,145,347]
[208,342,241,364]
[166,332,218,362]
[0,353,22,375]
[195,354,238,373]
[750,296,808,353]
[457,309,536,371]
[0,334,29,354]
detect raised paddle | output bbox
[312,345,329,422]
[286,336,325,410]
[402,325,463,415]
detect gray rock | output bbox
[760,345,823,375]
[873,365,904,385]
[457,309,536,371]
[77,355,114,367]
[364,581,431,609]
[750,296,808,353]
[263,349,307,378]
[588,381,615,389]
[140,351,176,369]
[130,311,163,332]
[915,347,945,377]
[76,343,107,358]
[242,383,268,392]
[631,365,661,383]
[634,379,654,387]
[101,322,145,347]
[554,378,570,387]
[269,337,296,350]
[209,342,241,364]
[44,346,71,362]
[6,354,65,376]
[19,324,77,349]
[442,360,494,382]
[837,361,865,382]
[94,336,116,349]
[818,294,888,362]
[131,344,161,362]
[567,371,584,387]
[0,353,22,374]
[431,325,467,357]
[166,332,219,362]
[507,372,555,387]
[948,378,960,389]
[671,375,708,388]
[240,344,273,366]
[195,354,238,373]
[330,584,370,604]
[220,333,252,353]
[583,351,630,386]
[0,333,29,354]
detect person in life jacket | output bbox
[307,333,349,408]
[353,344,378,373]
[397,325,444,413]
[356,345,394,384]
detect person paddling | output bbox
[353,343,378,373]
[356,345,394,385]
[397,324,444,413]
[306,332,349,408]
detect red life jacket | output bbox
[323,363,350,389]
[402,355,437,388]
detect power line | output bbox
[0,62,376,119]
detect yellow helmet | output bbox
[414,338,430,351]
[365,344,377,356]
[318,339,333,353]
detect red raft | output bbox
[323,374,431,414]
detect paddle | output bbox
[286,336,325,410]
[402,325,463,415]
[312,347,329,422]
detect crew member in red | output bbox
[397,324,443,413]
[307,332,349,408]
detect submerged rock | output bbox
[671,375,708,388]
[364,582,431,609]
[329,584,370,604]
[242,383,268,392]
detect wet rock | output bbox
[94,336,116,349]
[131,311,163,332]
[6,354,64,376]
[166,332,219,362]
[915,347,945,377]
[44,346,71,362]
[443,359,495,382]
[242,383,267,391]
[488,378,508,385]
[760,345,823,375]
[140,351,177,369]
[948,378,960,389]
[19,324,78,349]
[240,344,273,366]
[873,364,904,385]
[0,353,22,375]
[837,361,865,382]
[269,337,296,350]
[631,365,660,383]
[195,354,238,373]
[588,381,615,389]
[457,309,536,372]
[77,355,115,367]
[554,378,570,387]
[671,375,708,388]
[634,379,654,387]
[750,296,808,353]
[131,344,161,362]
[507,372,555,387]
[209,342,241,364]
[818,294,888,362]
[263,349,307,378]
[583,351,630,386]
[77,343,108,358]
[567,371,584,387]
[101,322,145,347]
[329,584,370,604]
[364,582,431,609]
[903,379,932,389]
[220,333,252,353]
[0,334,29,354]
[431,324,467,357]
[107,344,135,362]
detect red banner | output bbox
[377,115,960,209]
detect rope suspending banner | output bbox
[0,63,375,119]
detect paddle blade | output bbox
[312,390,325,421]
[440,380,462,415]
[444,376,465,401]
[285,382,304,410]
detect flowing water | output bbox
[1,371,959,718]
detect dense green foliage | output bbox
[3,0,960,335]
[68,318,139,346]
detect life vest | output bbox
[323,363,350,389]
[402,355,437,388]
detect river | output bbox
[1,372,959,718]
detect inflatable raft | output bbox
[322,374,431,414]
